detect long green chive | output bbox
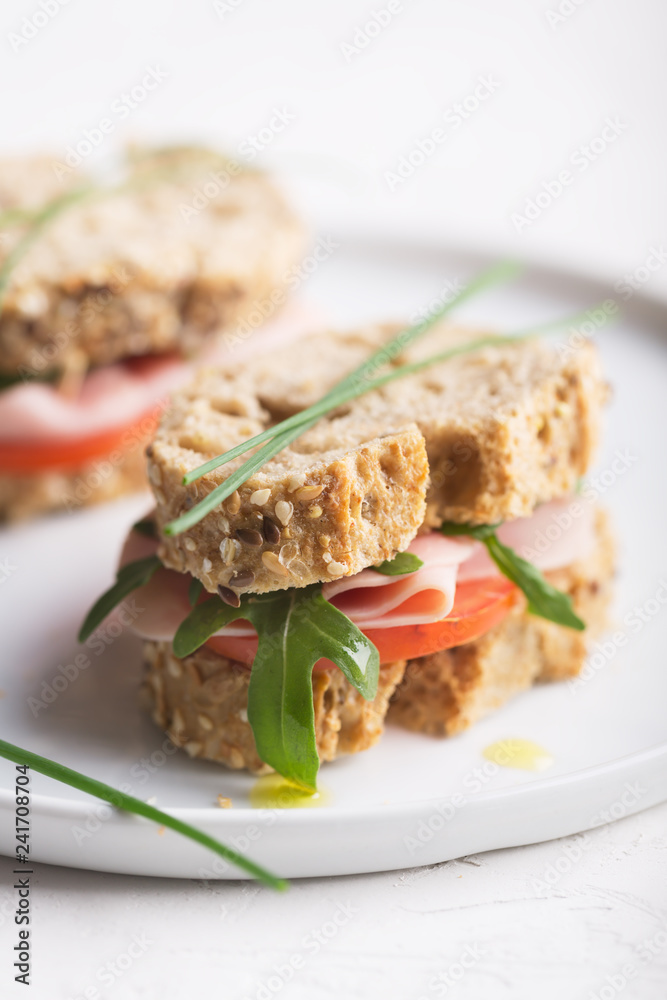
[165,261,522,535]
[0,738,286,889]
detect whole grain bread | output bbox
[142,645,405,774]
[388,508,614,736]
[150,323,606,595]
[0,442,148,521]
[0,148,304,374]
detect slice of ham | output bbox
[322,534,476,628]
[457,497,595,582]
[0,354,185,442]
[118,495,596,645]
[0,300,324,444]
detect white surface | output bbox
[1,241,667,887]
[1,804,666,1000]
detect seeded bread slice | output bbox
[0,442,148,521]
[388,508,614,736]
[142,647,406,774]
[150,323,606,595]
[0,148,305,374]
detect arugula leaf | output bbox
[0,366,61,394]
[172,586,380,789]
[173,596,246,656]
[439,522,585,631]
[131,517,158,539]
[188,577,204,607]
[78,555,162,642]
[372,552,424,576]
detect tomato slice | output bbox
[364,576,517,662]
[0,409,161,473]
[205,576,518,667]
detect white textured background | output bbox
[1,1,666,998]
[2,0,667,297]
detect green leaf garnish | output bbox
[439,522,585,631]
[131,517,158,539]
[78,555,162,642]
[0,738,286,889]
[188,577,204,607]
[173,586,380,790]
[0,366,61,393]
[372,552,424,576]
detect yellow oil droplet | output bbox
[482,739,554,772]
[249,774,330,809]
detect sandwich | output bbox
[0,145,304,520]
[80,278,614,791]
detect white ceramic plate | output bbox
[1,236,666,880]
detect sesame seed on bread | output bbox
[149,322,607,595]
[0,148,305,374]
[142,645,406,775]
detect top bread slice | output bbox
[149,322,607,596]
[0,147,304,375]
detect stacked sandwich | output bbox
[81,301,614,790]
[0,146,304,520]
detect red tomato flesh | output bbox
[205,576,518,668]
[0,409,161,473]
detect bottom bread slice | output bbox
[142,644,406,774]
[387,508,615,736]
[0,442,148,521]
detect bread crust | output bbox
[0,150,304,373]
[387,508,615,736]
[0,443,148,521]
[142,644,406,774]
[150,324,606,595]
